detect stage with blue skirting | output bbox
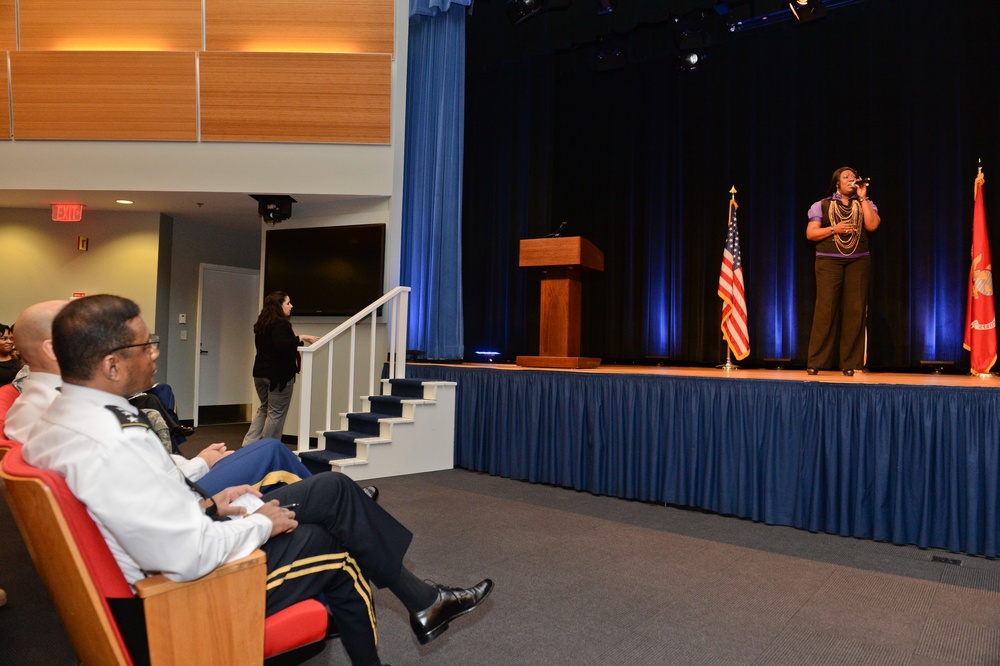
[407,363,1000,557]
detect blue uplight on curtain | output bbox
[401,0,472,359]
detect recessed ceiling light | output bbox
[116,199,134,205]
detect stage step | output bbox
[298,379,456,481]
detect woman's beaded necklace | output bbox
[828,197,863,255]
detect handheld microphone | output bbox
[850,177,871,189]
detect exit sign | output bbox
[52,204,84,222]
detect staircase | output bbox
[298,377,457,482]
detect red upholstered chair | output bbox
[0,440,330,665]
[0,382,20,436]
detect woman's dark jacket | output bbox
[251,319,301,391]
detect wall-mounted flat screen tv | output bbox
[263,224,386,316]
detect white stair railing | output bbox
[295,287,410,453]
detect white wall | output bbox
[0,207,162,325]
[0,142,396,198]
[165,217,262,419]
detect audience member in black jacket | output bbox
[243,292,319,445]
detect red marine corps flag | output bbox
[964,165,997,375]
[718,187,749,361]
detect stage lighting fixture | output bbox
[679,51,707,71]
[504,0,570,25]
[505,0,544,25]
[919,360,956,375]
[250,194,297,224]
[789,0,827,24]
[596,0,614,16]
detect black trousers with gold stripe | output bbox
[262,472,413,665]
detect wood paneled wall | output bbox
[2,0,394,144]
[0,59,9,139]
[206,0,394,54]
[18,0,202,51]
[0,0,15,50]
[201,53,391,144]
[10,52,197,140]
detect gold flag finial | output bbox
[976,159,985,188]
[730,185,737,199]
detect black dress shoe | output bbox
[172,425,196,438]
[410,579,494,645]
[363,485,379,502]
[806,367,819,375]
[842,368,854,376]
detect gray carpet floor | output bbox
[2,424,1000,665]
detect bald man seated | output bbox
[6,300,315,495]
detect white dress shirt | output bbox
[23,383,271,588]
[7,370,208,480]
[5,370,61,442]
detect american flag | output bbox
[718,197,749,360]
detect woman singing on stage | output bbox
[805,166,881,376]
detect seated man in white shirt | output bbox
[21,294,492,666]
[7,300,316,495]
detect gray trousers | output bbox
[243,377,295,445]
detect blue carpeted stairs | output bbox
[298,378,427,473]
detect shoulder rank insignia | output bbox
[105,405,151,430]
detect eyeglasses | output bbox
[107,334,160,355]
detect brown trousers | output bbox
[807,255,870,370]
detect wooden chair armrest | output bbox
[133,550,267,666]
[134,549,266,598]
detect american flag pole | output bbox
[718,188,738,372]
[718,347,735,371]
[717,185,748,371]
[717,185,739,371]
[720,309,735,371]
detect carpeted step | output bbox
[345,412,384,436]
[299,448,357,474]
[320,430,368,456]
[366,395,405,417]
[385,378,427,399]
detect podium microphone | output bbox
[546,221,568,238]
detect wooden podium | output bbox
[516,236,604,369]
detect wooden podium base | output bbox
[515,355,602,369]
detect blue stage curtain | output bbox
[461,0,1000,369]
[410,0,468,16]
[410,364,1000,557]
[401,0,470,360]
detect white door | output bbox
[195,265,259,422]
